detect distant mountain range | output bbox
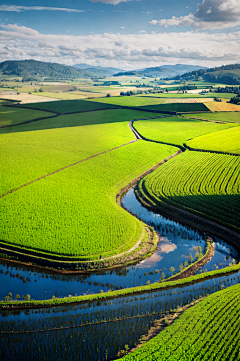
[113,64,207,78]
[0,60,95,80]
[173,63,240,85]
[1,60,238,85]
[73,63,124,77]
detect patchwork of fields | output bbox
[1,99,239,260]
[1,94,240,360]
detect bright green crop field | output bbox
[137,151,240,232]
[184,112,240,124]
[138,102,210,113]
[133,116,236,146]
[186,126,240,154]
[88,96,210,113]
[0,108,165,194]
[120,283,240,361]
[19,99,118,113]
[0,105,55,127]
[0,140,176,258]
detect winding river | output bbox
[0,187,239,361]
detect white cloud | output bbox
[90,0,130,4]
[0,22,240,68]
[0,5,84,13]
[149,0,240,30]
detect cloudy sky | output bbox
[0,0,240,69]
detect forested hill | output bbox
[174,63,240,85]
[0,60,95,80]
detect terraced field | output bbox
[120,283,240,361]
[137,151,240,233]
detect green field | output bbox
[137,151,240,232]
[19,99,118,113]
[0,140,175,259]
[120,283,240,361]
[0,105,55,127]
[186,126,240,154]
[139,102,209,113]
[33,91,88,100]
[184,112,240,124]
[133,116,236,146]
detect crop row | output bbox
[137,151,240,233]
[120,283,240,361]
[1,273,239,361]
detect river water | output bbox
[0,188,239,361]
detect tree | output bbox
[15,294,20,300]
[106,93,111,97]
[169,266,175,275]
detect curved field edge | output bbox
[2,141,174,268]
[118,283,240,361]
[1,262,239,310]
[136,151,240,236]
[0,147,181,268]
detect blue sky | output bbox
[0,0,240,69]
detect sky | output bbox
[0,0,240,69]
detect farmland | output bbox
[0,140,175,259]
[205,101,240,112]
[186,126,240,154]
[88,96,213,107]
[19,98,118,113]
[133,116,236,146]
[0,82,240,361]
[137,151,240,233]
[184,111,240,123]
[0,105,56,127]
[120,283,240,361]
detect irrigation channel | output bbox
[0,189,239,360]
